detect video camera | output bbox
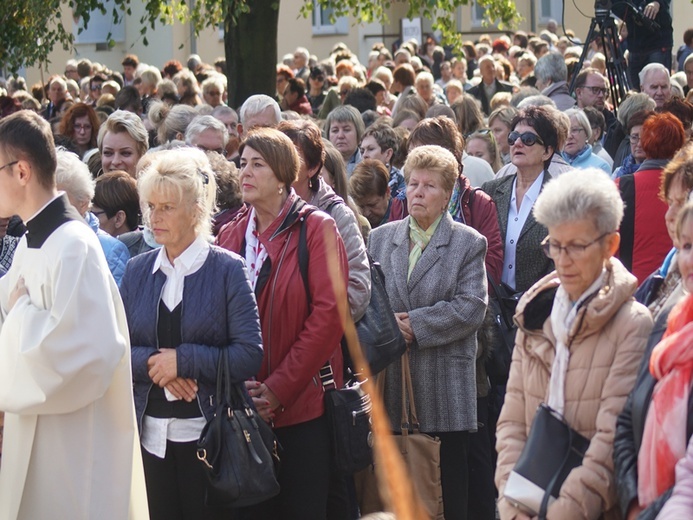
[595,0,661,32]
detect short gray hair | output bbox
[639,62,669,87]
[534,52,567,84]
[533,168,623,234]
[517,95,557,109]
[239,94,281,126]
[565,108,592,141]
[211,105,237,120]
[185,115,229,146]
[325,105,366,143]
[55,148,95,209]
[617,92,656,128]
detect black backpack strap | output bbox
[297,208,317,306]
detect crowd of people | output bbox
[4,7,693,519]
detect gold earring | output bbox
[278,186,283,195]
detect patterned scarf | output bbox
[244,207,268,291]
[638,294,693,506]
[407,214,443,281]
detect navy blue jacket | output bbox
[120,245,264,431]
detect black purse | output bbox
[196,349,281,508]
[354,256,407,375]
[485,275,523,386]
[503,403,590,519]
[320,364,373,475]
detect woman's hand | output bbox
[643,2,659,20]
[246,380,279,422]
[395,312,415,344]
[165,377,198,402]
[8,277,28,310]
[147,348,178,387]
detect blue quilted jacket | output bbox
[120,245,264,431]
[86,211,130,286]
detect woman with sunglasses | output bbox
[307,66,327,116]
[481,105,560,295]
[495,168,652,520]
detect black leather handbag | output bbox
[485,275,523,386]
[320,364,373,475]
[354,257,407,375]
[196,349,280,508]
[504,403,590,519]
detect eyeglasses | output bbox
[540,232,611,260]
[0,160,18,172]
[74,124,92,133]
[570,127,586,135]
[65,69,77,74]
[582,86,608,95]
[508,131,544,147]
[90,84,102,92]
[629,133,641,144]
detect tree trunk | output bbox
[225,0,279,109]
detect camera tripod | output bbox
[568,9,630,116]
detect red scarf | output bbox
[638,294,693,506]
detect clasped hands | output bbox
[147,348,198,402]
[395,312,414,345]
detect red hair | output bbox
[641,112,686,160]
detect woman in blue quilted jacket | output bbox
[119,147,264,520]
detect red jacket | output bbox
[289,95,313,116]
[459,175,504,285]
[216,193,348,428]
[616,166,672,284]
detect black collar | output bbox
[25,194,83,249]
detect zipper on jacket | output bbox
[266,231,293,375]
[179,292,206,419]
[139,281,166,430]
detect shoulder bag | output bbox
[358,351,444,519]
[196,349,281,507]
[503,403,590,519]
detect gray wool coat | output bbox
[368,212,488,433]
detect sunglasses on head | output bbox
[508,131,544,147]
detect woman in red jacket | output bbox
[216,127,349,518]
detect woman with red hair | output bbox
[617,112,686,282]
[58,103,101,159]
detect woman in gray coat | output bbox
[368,145,488,520]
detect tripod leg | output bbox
[569,18,600,95]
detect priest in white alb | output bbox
[0,111,148,518]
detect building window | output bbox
[312,1,348,35]
[470,1,500,29]
[540,0,563,23]
[73,0,125,44]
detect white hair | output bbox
[517,95,557,109]
[564,108,592,141]
[533,168,624,234]
[185,115,229,146]
[55,148,95,209]
[239,94,281,126]
[639,63,670,87]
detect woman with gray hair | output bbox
[119,147,263,519]
[54,148,130,285]
[325,104,365,176]
[368,144,488,519]
[495,168,653,520]
[560,108,611,173]
[98,110,149,178]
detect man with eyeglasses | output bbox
[64,59,80,82]
[574,68,616,132]
[0,109,147,519]
[88,73,108,106]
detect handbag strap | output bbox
[399,351,420,435]
[537,405,577,520]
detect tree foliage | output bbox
[1,0,519,75]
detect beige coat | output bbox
[495,258,653,520]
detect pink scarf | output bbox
[638,294,693,506]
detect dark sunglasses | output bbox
[508,131,544,147]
